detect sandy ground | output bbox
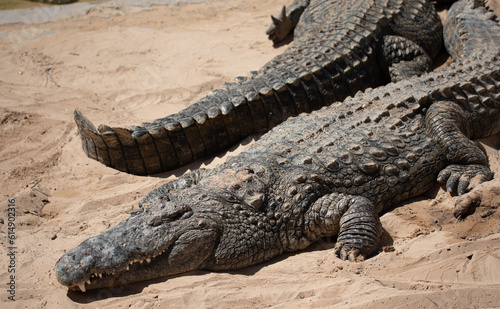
[0,0,499,308]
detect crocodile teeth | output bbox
[146,258,151,263]
[126,265,130,271]
[98,273,103,278]
[78,283,86,292]
[87,280,91,285]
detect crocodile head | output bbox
[55,198,221,292]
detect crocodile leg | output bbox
[305,193,383,262]
[390,0,443,60]
[378,0,443,82]
[379,35,433,82]
[425,73,500,196]
[266,0,311,44]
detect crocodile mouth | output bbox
[69,249,170,292]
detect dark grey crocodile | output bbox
[55,0,500,291]
[74,0,443,175]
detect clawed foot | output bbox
[437,164,491,195]
[454,190,482,220]
[266,6,293,44]
[453,175,499,219]
[334,242,366,262]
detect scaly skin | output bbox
[55,0,500,291]
[74,0,443,175]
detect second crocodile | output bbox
[75,0,443,175]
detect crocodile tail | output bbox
[74,109,131,173]
[74,106,225,175]
[444,0,500,60]
[74,62,334,175]
[73,77,285,175]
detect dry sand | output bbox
[0,0,499,308]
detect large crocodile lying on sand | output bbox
[56,0,500,291]
[74,0,443,175]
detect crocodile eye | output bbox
[221,191,239,203]
[147,204,192,226]
[160,204,192,220]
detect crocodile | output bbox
[74,0,443,175]
[55,0,500,291]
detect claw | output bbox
[437,164,491,195]
[436,168,451,184]
[334,242,343,258]
[279,5,287,21]
[266,6,292,44]
[457,177,470,196]
[445,173,460,193]
[334,242,366,262]
[348,251,358,262]
[269,6,288,26]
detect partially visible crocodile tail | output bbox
[444,0,500,61]
[74,68,351,175]
[74,80,290,175]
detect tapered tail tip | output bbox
[74,109,98,133]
